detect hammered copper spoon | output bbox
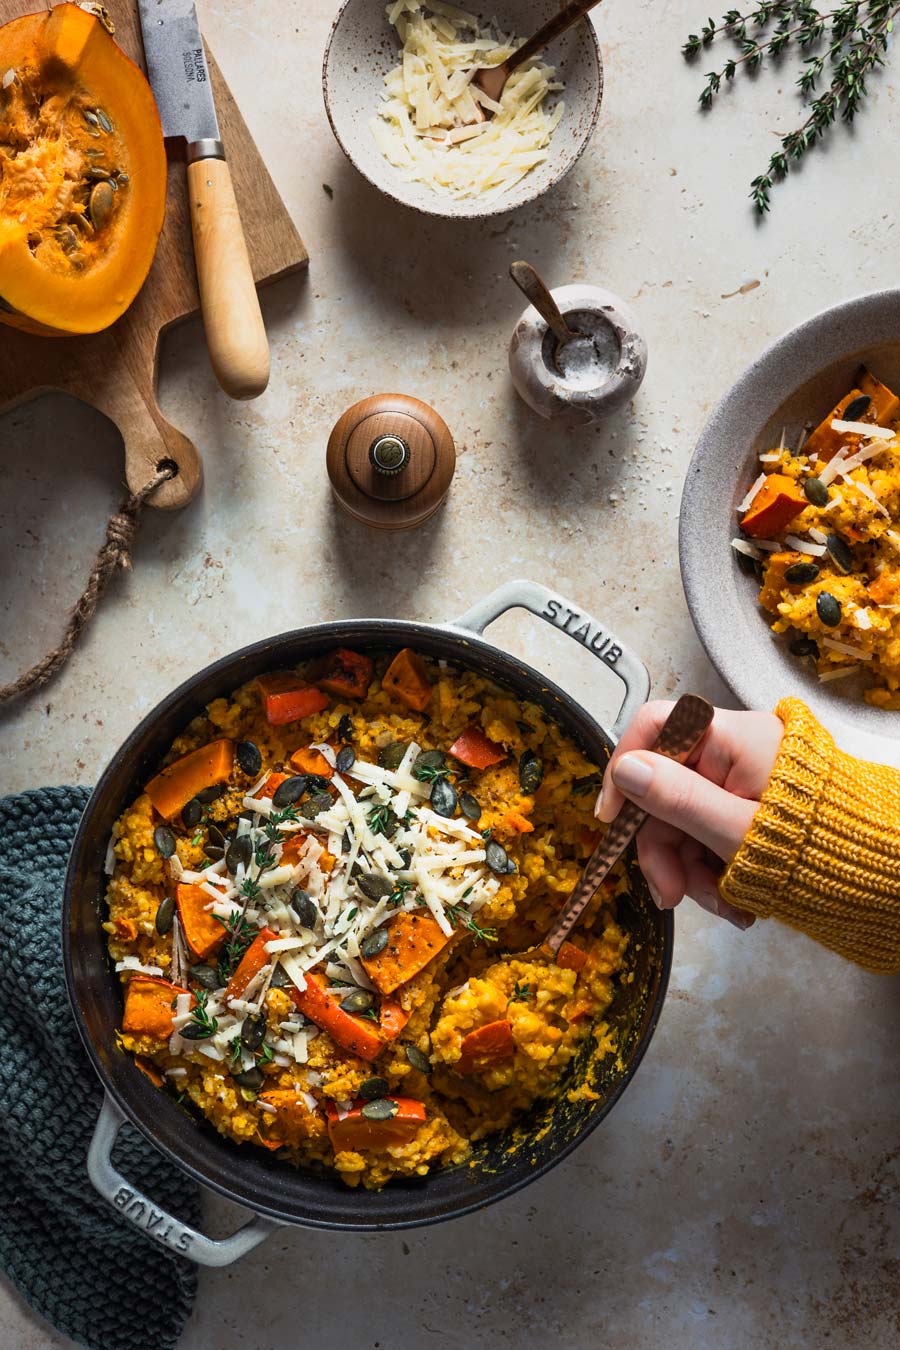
[475,0,605,105]
[541,694,715,957]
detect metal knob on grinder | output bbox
[326,394,455,530]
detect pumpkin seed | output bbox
[784,561,820,585]
[336,745,355,774]
[290,890,318,928]
[518,749,543,793]
[803,476,829,507]
[405,1045,431,1074]
[305,774,331,794]
[415,749,445,772]
[341,988,375,1014]
[116,172,129,184]
[430,776,457,817]
[83,109,99,126]
[486,839,515,874]
[86,164,113,179]
[361,1098,398,1120]
[735,548,759,577]
[95,107,112,132]
[826,533,854,574]
[270,964,292,988]
[843,393,871,422]
[241,1013,267,1052]
[88,179,114,229]
[236,740,262,776]
[155,896,175,935]
[226,833,253,873]
[337,713,354,741]
[195,784,226,804]
[207,823,226,848]
[459,791,482,822]
[189,963,220,990]
[358,1076,389,1099]
[202,844,225,861]
[360,926,389,958]
[233,1066,264,1091]
[789,636,819,657]
[178,1023,209,1040]
[397,848,412,870]
[304,793,333,819]
[357,873,394,902]
[378,742,408,770]
[272,775,308,808]
[154,824,176,859]
[182,797,203,828]
[56,224,80,253]
[816,592,842,627]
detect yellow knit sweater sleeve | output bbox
[720,697,900,973]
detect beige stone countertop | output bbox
[2,1,899,1346]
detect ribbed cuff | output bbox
[721,698,900,973]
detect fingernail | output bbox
[611,753,653,798]
[595,778,613,822]
[647,881,664,909]
[724,907,755,931]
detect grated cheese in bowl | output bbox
[371,0,565,201]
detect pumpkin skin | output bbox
[0,3,166,336]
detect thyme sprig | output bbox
[184,989,218,1040]
[508,981,535,1005]
[684,1,900,210]
[446,903,497,945]
[215,910,258,983]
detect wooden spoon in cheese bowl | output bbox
[474,0,605,107]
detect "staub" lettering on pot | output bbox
[541,598,623,666]
[114,1186,193,1253]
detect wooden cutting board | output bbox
[0,1,308,509]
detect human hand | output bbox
[596,701,784,929]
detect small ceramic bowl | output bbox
[322,0,603,219]
[509,283,648,423]
[680,288,900,764]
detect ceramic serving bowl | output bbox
[680,289,900,764]
[66,581,669,1267]
[322,0,603,219]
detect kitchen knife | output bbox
[137,0,269,400]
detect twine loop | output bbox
[0,463,176,705]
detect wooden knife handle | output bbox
[508,0,603,75]
[187,156,270,401]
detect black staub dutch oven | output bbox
[64,581,671,1266]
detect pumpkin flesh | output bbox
[0,3,166,335]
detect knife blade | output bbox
[137,0,269,400]
[137,0,220,145]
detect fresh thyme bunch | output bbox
[683,1,900,211]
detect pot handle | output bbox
[454,579,649,742]
[87,1095,283,1267]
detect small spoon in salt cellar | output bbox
[509,261,582,374]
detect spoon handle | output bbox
[542,694,715,956]
[506,0,604,76]
[509,261,573,346]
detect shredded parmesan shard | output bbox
[732,538,762,560]
[737,473,767,513]
[822,637,871,660]
[371,2,565,201]
[843,477,891,519]
[819,664,860,682]
[830,418,895,441]
[784,535,826,556]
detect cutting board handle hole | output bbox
[156,458,180,478]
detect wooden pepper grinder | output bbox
[327,394,456,530]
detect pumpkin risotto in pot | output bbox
[104,646,628,1190]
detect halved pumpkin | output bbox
[0,3,166,335]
